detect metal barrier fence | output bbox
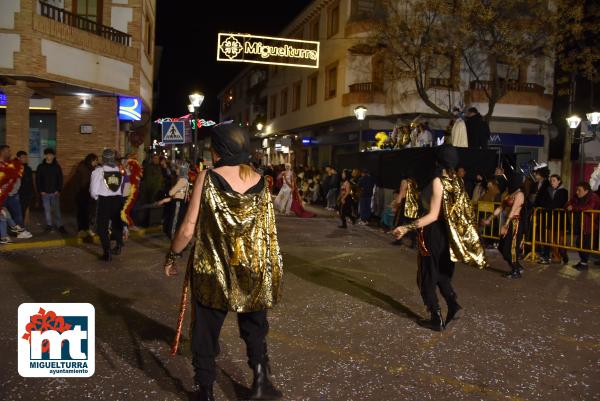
[475,201,600,258]
[476,201,502,239]
[531,207,600,256]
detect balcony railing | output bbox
[40,1,131,46]
[469,80,544,94]
[349,82,383,93]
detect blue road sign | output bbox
[162,121,185,145]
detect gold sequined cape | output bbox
[190,173,283,312]
[440,176,487,268]
[404,179,419,219]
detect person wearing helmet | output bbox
[90,148,125,262]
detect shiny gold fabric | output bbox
[440,176,487,268]
[190,173,283,312]
[404,178,419,219]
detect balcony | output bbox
[465,80,551,109]
[40,1,131,46]
[469,80,545,94]
[427,77,457,90]
[342,82,386,106]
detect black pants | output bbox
[417,221,457,310]
[498,219,522,272]
[192,301,269,386]
[76,191,92,231]
[96,195,123,252]
[339,197,355,227]
[578,234,592,264]
[163,199,188,239]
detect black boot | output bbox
[191,384,214,401]
[504,265,522,279]
[419,308,445,332]
[100,250,112,262]
[445,300,462,326]
[249,362,282,400]
[111,244,122,255]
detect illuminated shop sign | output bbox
[0,92,6,106]
[118,97,142,121]
[217,33,319,69]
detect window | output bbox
[327,1,340,38]
[270,94,278,119]
[292,81,302,111]
[144,12,153,59]
[74,0,102,22]
[281,88,288,115]
[309,18,320,40]
[307,73,318,106]
[325,62,338,99]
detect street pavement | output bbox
[1,215,599,401]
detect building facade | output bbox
[220,0,555,169]
[0,0,155,179]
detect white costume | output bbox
[451,118,468,148]
[590,163,600,192]
[274,170,293,214]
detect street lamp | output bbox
[256,122,264,132]
[354,105,368,151]
[188,93,205,166]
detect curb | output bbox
[0,226,163,253]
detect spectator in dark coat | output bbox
[539,174,569,264]
[16,151,34,226]
[73,153,98,236]
[36,148,66,234]
[566,182,600,270]
[464,107,490,149]
[357,169,375,223]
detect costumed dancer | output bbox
[164,122,283,401]
[161,161,190,239]
[482,173,525,278]
[121,153,143,229]
[338,169,356,228]
[273,163,293,215]
[90,149,125,262]
[393,145,487,331]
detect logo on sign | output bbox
[119,97,142,121]
[18,303,95,377]
[217,33,320,69]
[162,122,185,145]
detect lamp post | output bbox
[189,92,204,167]
[566,115,583,181]
[354,105,368,152]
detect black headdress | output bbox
[210,121,251,167]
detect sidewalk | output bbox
[0,208,161,252]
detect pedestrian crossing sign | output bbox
[162,122,185,144]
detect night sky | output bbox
[155,0,312,122]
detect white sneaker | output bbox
[17,231,33,239]
[10,225,25,233]
[0,237,13,244]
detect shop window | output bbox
[327,1,340,38]
[281,88,288,115]
[325,62,338,100]
[269,94,277,119]
[292,81,302,111]
[29,114,57,171]
[307,73,318,106]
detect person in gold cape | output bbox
[393,145,486,331]
[163,121,283,401]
